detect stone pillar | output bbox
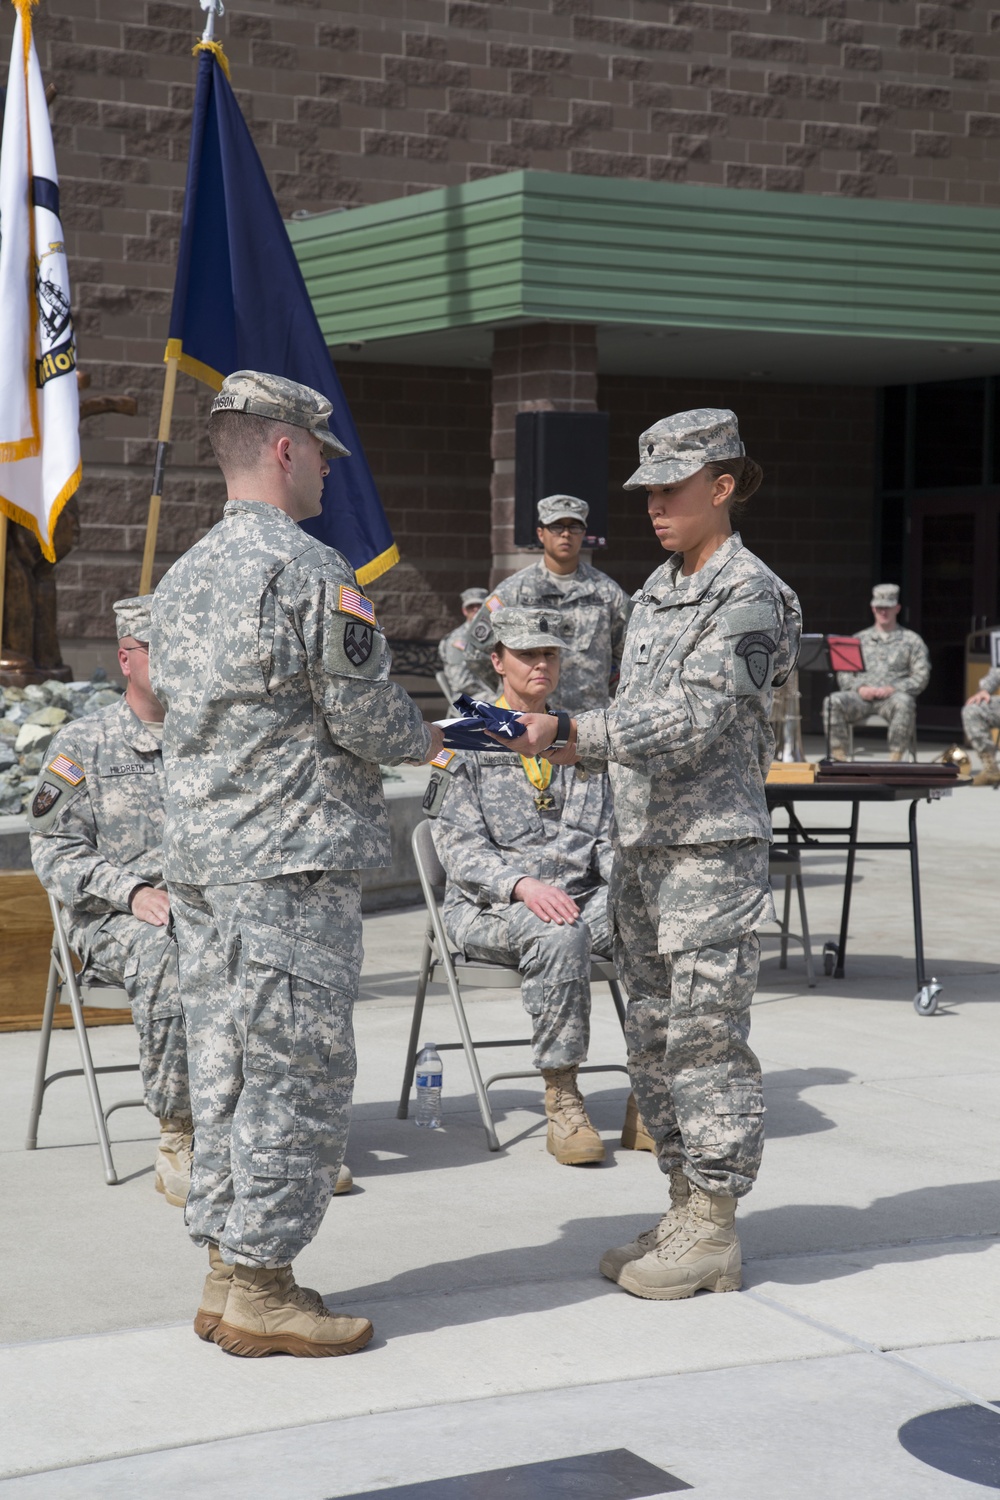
[489,322,598,584]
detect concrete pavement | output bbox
[1,773,999,1496]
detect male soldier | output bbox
[28,596,191,1205]
[824,583,930,761]
[149,370,444,1360]
[463,495,629,712]
[429,607,613,1165]
[962,664,1000,786]
[438,586,491,703]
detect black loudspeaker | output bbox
[514,411,610,549]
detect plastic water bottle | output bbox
[414,1042,443,1128]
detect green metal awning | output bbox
[287,171,1000,384]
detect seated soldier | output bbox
[438,586,492,704]
[823,583,930,761]
[29,597,193,1204]
[427,606,614,1166]
[962,664,1000,786]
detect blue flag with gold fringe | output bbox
[166,44,397,584]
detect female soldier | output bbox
[509,408,801,1300]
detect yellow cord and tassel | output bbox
[192,38,231,79]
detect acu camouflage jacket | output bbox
[149,499,430,884]
[29,696,165,955]
[575,533,802,848]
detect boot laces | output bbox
[550,1083,590,1130]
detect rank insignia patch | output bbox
[338,585,376,626]
[344,619,374,666]
[48,754,85,786]
[31,782,62,818]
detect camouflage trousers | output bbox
[609,841,773,1198]
[169,870,361,1269]
[962,696,1000,754]
[824,689,917,756]
[86,913,189,1122]
[450,886,611,1070]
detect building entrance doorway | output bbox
[907,491,1000,729]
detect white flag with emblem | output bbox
[0,0,80,561]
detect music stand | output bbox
[798,634,866,761]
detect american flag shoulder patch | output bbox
[338,585,376,626]
[485,594,503,614]
[48,754,85,786]
[430,748,457,770]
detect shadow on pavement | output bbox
[326,1180,999,1325]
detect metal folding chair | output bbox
[25,893,144,1185]
[767,847,816,987]
[399,820,629,1151]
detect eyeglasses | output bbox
[543,522,586,536]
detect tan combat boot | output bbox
[617,1182,742,1301]
[973,748,1000,787]
[214,1264,373,1358]
[887,750,903,763]
[154,1117,193,1207]
[334,1163,353,1195]
[830,748,848,763]
[599,1168,690,1284]
[620,1093,656,1152]
[541,1066,605,1165]
[194,1243,233,1343]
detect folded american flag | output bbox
[435,695,527,751]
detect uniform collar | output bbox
[224,498,302,533]
[532,557,594,594]
[655,532,744,605]
[118,697,162,754]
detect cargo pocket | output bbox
[241,919,356,1084]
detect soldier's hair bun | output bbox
[706,455,763,505]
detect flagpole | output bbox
[0,513,7,660]
[137,0,223,596]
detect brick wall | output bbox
[8,0,989,645]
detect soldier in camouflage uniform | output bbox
[463,495,630,712]
[148,371,443,1359]
[429,607,614,1166]
[438,586,492,704]
[962,664,1000,786]
[509,409,802,1302]
[823,584,930,761]
[28,596,192,1206]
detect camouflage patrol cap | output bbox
[624,408,745,490]
[210,370,350,460]
[113,595,151,642]
[537,494,589,527]
[871,583,900,608]
[490,607,567,652]
[460,587,488,608]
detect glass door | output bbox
[908,493,1000,730]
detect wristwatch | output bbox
[548,711,572,751]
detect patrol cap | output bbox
[460,587,488,609]
[210,370,350,460]
[113,595,151,643]
[871,583,900,608]
[490,607,566,652]
[537,494,589,527]
[624,408,744,490]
